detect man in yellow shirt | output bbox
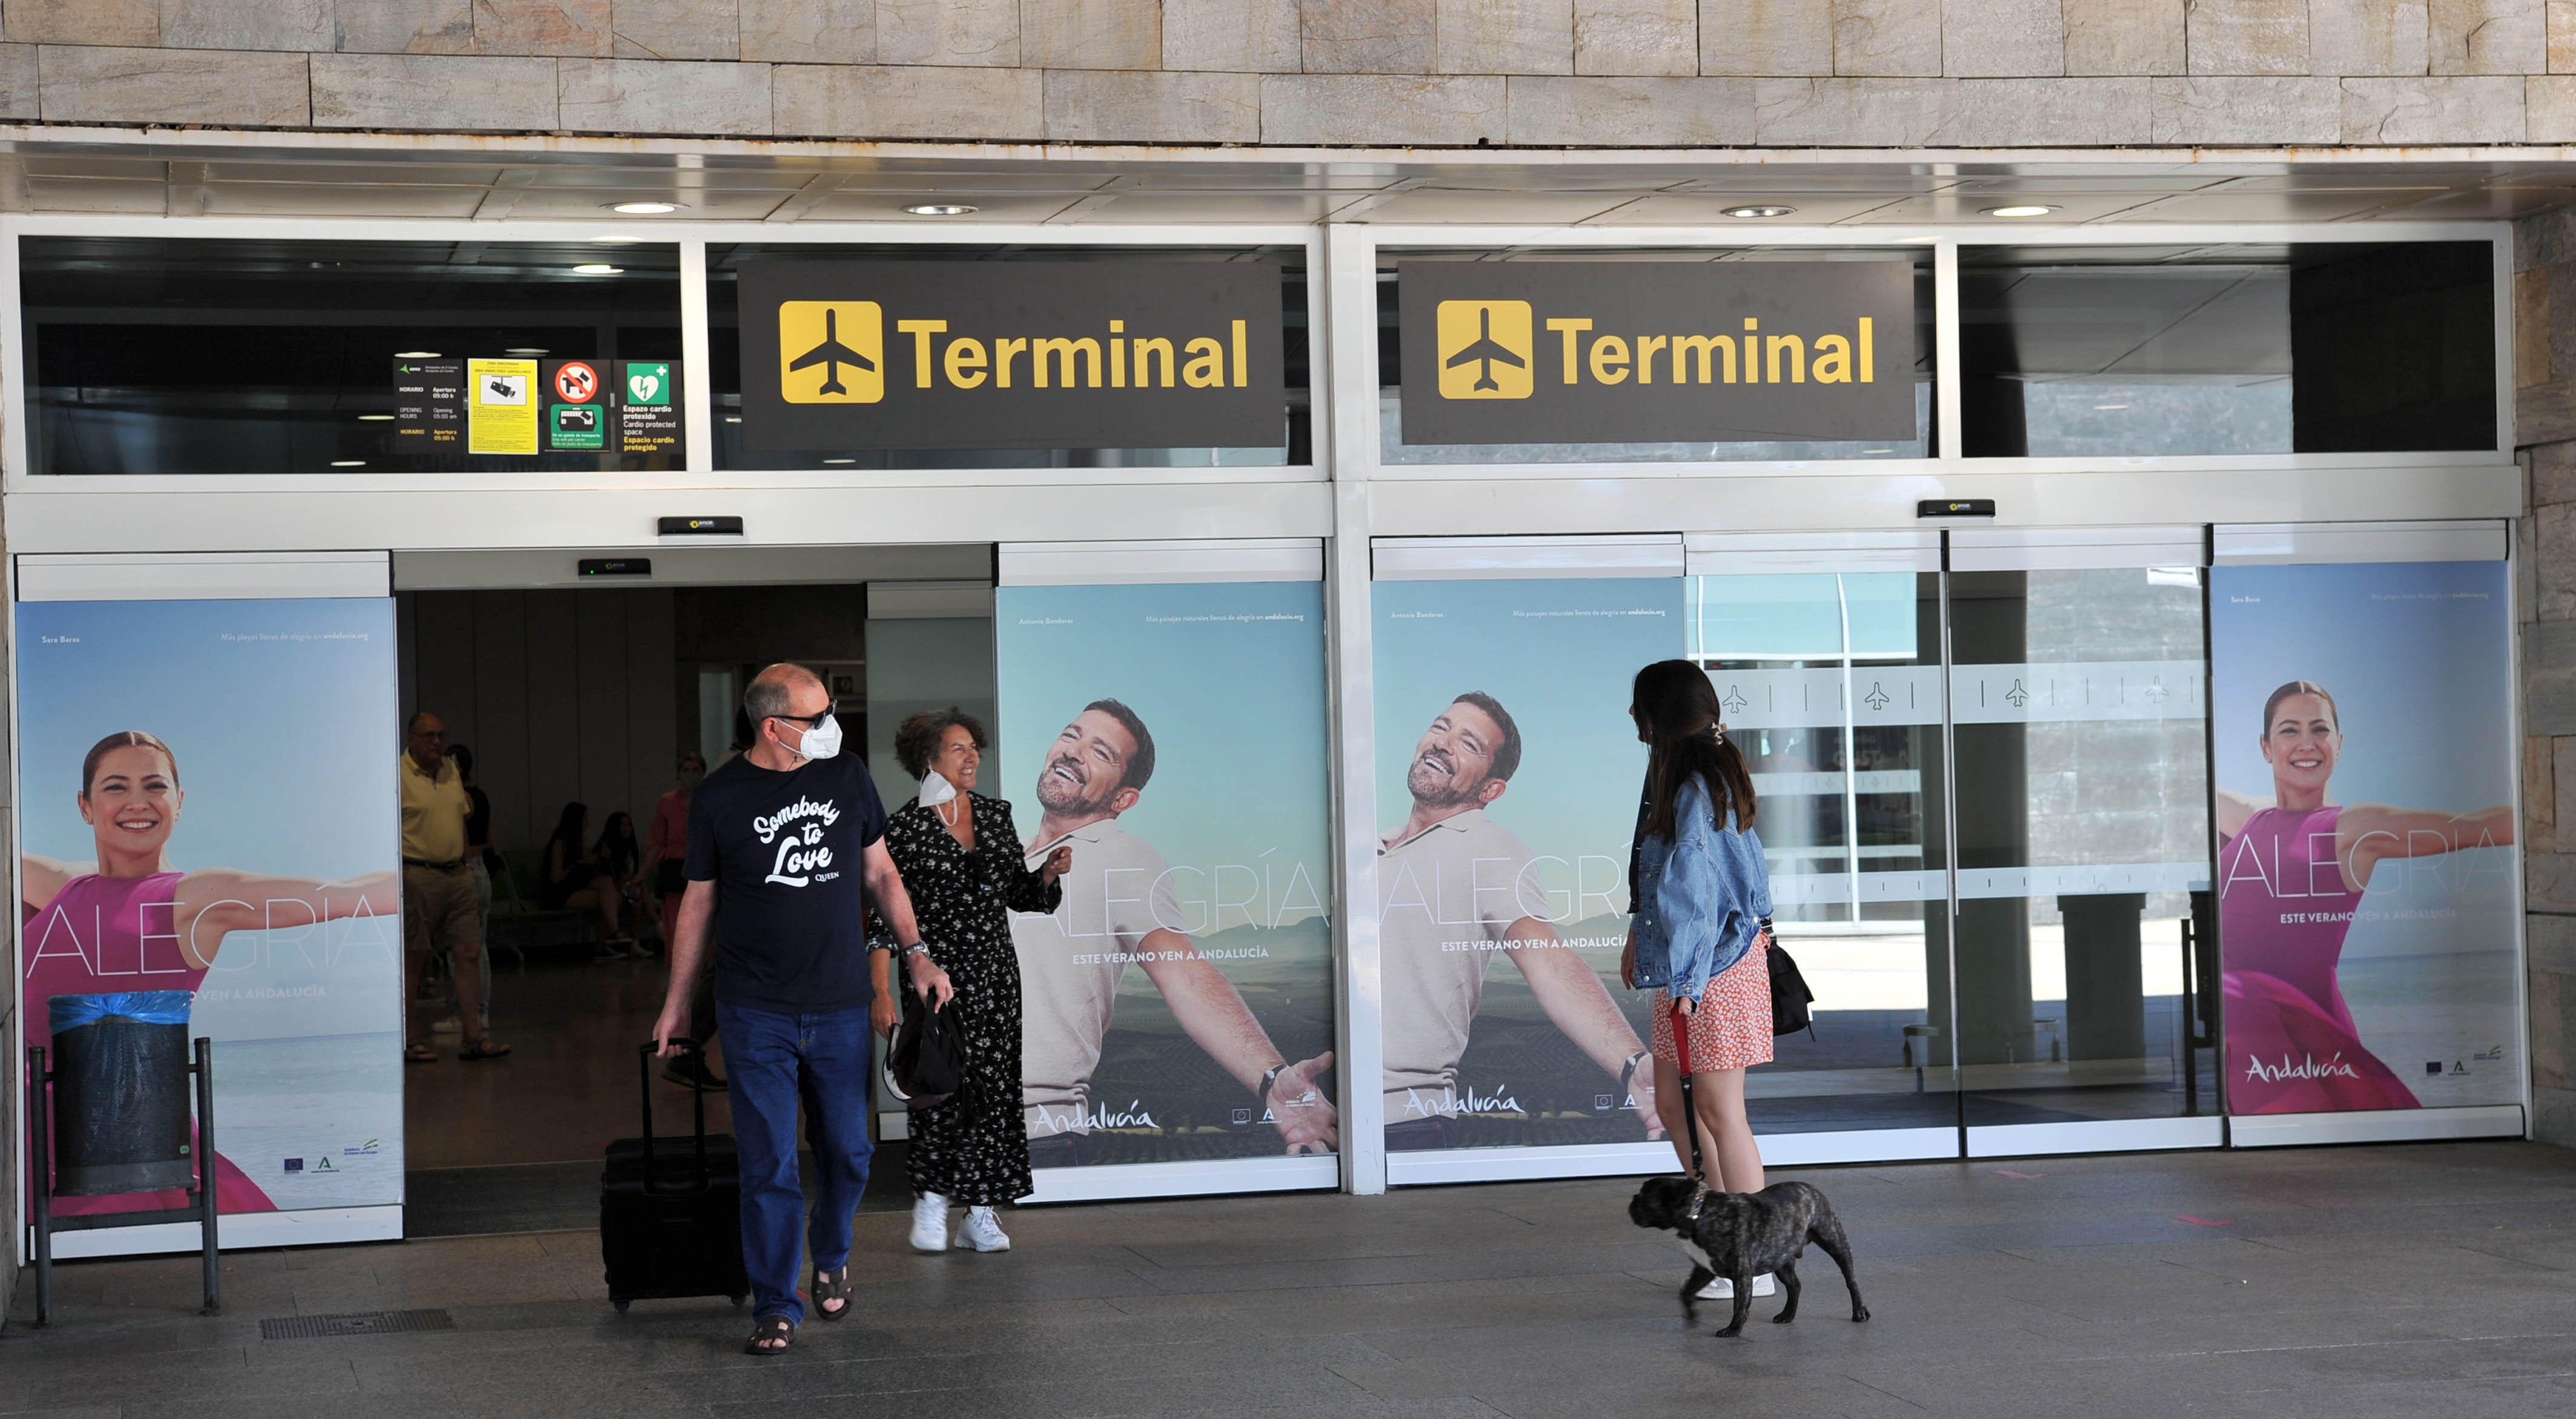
[402,711,509,1062]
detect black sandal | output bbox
[458,1039,512,1061]
[744,1314,794,1355]
[404,1042,437,1064]
[813,1265,851,1321]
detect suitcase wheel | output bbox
[731,1294,747,1307]
[613,1300,630,1313]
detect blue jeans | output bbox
[716,1000,875,1325]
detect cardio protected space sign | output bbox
[1396,260,1917,444]
[736,260,1286,451]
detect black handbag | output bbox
[1766,931,1816,1038]
[884,995,967,1109]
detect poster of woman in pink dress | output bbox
[18,593,402,1246]
[22,731,398,1215]
[2213,560,2519,1118]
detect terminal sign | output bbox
[737,260,1283,451]
[1397,261,1917,445]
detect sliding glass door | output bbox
[1689,529,2221,1161]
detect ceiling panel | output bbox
[794,191,1085,222]
[22,176,171,214]
[1358,189,1638,223]
[1073,191,1348,222]
[201,182,491,218]
[2110,189,2413,222]
[1587,193,1914,225]
[505,186,798,219]
[1843,190,2189,224]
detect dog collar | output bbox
[1684,1179,1710,1221]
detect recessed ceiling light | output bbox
[505,346,550,356]
[330,459,366,467]
[394,350,441,358]
[1720,205,1796,219]
[607,200,685,214]
[1983,204,2057,218]
[724,416,742,423]
[1861,448,1894,454]
[571,263,623,274]
[2093,403,2130,411]
[903,203,978,217]
[356,413,395,421]
[821,456,858,464]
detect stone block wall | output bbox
[2,2,2576,144]
[2518,202,2576,1144]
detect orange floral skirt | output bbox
[1649,942,1773,1073]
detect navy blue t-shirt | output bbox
[684,749,888,1015]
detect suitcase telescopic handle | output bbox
[636,1039,711,1190]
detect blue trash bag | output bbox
[49,990,194,1032]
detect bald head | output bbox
[743,663,824,727]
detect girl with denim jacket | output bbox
[1618,659,1775,1219]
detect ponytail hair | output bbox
[1631,660,1755,840]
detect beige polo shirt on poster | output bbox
[1010,815,1183,1139]
[1377,807,1554,1122]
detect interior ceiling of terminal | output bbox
[2,139,2574,224]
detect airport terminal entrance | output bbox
[390,544,994,1236]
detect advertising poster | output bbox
[2210,561,2519,1114]
[994,581,1335,1167]
[18,598,404,1228]
[1371,577,1684,1151]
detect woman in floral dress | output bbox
[884,708,1068,1254]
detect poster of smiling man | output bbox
[994,579,1336,1170]
[18,596,403,1247]
[1372,577,1684,1153]
[2210,560,2519,1116]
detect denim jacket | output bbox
[1630,775,1772,1004]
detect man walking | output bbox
[400,711,508,1064]
[653,663,951,1356]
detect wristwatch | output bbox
[1618,1050,1650,1098]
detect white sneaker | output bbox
[1694,1272,1778,1300]
[955,1205,1010,1253]
[909,1192,950,1254]
[430,1014,462,1035]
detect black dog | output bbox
[1628,1177,1869,1338]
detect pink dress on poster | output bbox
[2218,806,2420,1114]
[22,872,277,1215]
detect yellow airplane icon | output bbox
[779,300,883,403]
[1435,300,1533,400]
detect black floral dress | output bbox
[884,790,1059,1206]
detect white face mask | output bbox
[918,772,958,808]
[785,714,842,762]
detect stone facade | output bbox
[0,1,2572,143]
[2518,202,2576,1145]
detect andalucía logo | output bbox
[2244,1052,2362,1084]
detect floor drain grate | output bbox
[260,1309,455,1340]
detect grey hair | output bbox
[741,666,812,728]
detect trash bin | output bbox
[46,990,196,1195]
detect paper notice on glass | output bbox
[467,358,539,455]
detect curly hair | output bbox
[896,707,989,780]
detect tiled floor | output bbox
[10,1141,2576,1418]
[406,950,732,1172]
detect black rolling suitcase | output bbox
[602,1040,748,1312]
